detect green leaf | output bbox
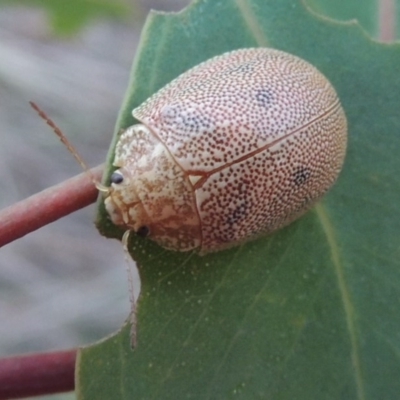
[306,0,379,37]
[0,0,130,35]
[80,0,400,398]
[306,0,400,39]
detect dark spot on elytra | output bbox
[226,63,254,76]
[293,167,311,186]
[226,201,249,226]
[255,88,273,107]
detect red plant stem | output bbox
[0,349,76,399]
[379,0,395,42]
[0,165,103,248]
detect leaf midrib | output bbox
[316,203,365,400]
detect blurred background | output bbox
[0,2,188,398]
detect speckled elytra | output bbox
[105,48,347,254]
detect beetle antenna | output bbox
[30,101,109,194]
[122,230,139,349]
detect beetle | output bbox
[30,48,347,347]
[104,48,347,254]
[32,47,347,255]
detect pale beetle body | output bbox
[105,48,347,253]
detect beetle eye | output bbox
[136,226,150,238]
[110,171,124,184]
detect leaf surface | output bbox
[79,0,400,399]
[306,0,379,37]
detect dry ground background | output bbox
[0,2,188,398]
